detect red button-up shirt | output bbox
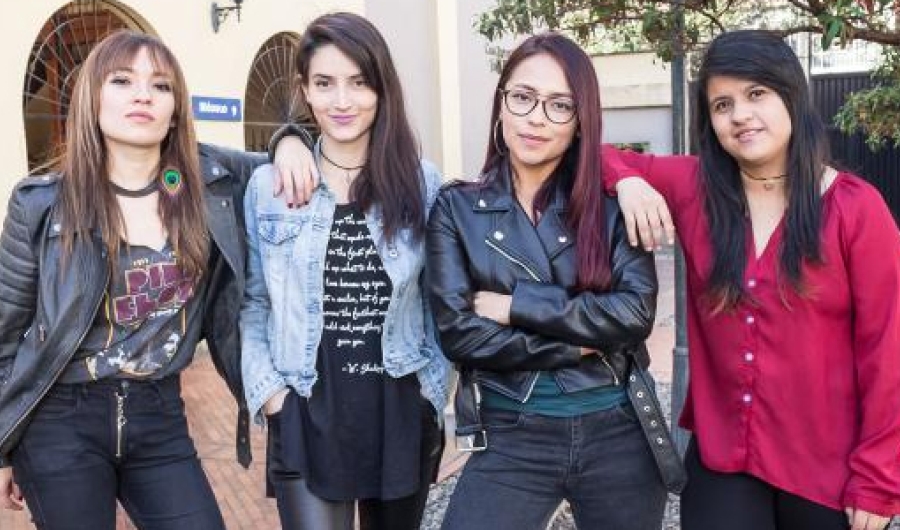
[604,148,900,515]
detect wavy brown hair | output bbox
[58,30,207,278]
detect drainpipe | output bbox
[670,0,690,457]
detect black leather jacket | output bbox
[0,144,265,467]
[425,162,657,401]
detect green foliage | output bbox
[835,49,900,149]
[478,0,900,150]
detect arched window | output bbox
[23,0,149,170]
[244,32,315,152]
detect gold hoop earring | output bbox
[493,120,506,155]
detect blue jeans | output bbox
[441,404,667,530]
[10,376,224,530]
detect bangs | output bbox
[98,36,178,85]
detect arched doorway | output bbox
[23,0,150,170]
[244,32,315,152]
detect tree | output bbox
[477,0,900,148]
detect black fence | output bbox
[811,73,900,225]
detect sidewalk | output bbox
[0,252,676,530]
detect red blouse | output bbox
[603,147,900,516]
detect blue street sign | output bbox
[191,96,242,121]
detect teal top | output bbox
[481,371,628,417]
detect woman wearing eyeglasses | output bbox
[425,32,680,530]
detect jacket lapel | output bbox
[201,155,244,282]
[476,164,554,283]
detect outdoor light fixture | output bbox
[211,0,244,33]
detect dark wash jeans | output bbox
[11,375,224,530]
[441,403,667,530]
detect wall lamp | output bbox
[211,0,244,33]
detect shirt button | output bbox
[742,393,753,404]
[558,236,567,243]
[212,166,221,176]
[747,279,757,288]
[744,352,754,362]
[746,315,755,325]
[478,199,487,208]
[493,231,504,241]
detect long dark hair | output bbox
[693,30,828,310]
[297,12,424,243]
[59,30,207,278]
[484,33,610,291]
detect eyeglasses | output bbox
[499,88,577,124]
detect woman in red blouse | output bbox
[605,30,900,530]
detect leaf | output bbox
[822,17,842,50]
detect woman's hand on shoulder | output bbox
[616,176,675,251]
[0,467,23,511]
[273,136,319,207]
[845,507,890,530]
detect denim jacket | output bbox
[241,152,449,425]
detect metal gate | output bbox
[811,73,900,224]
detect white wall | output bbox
[364,0,442,167]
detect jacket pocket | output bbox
[258,219,303,252]
[257,218,303,288]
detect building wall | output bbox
[1,1,676,213]
[4,0,358,200]
[364,0,443,167]
[594,52,674,154]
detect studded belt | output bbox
[453,362,686,493]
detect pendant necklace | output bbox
[741,170,787,191]
[321,149,365,186]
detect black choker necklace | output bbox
[741,170,787,191]
[320,149,365,171]
[110,179,159,198]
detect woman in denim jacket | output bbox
[240,12,449,530]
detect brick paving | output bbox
[0,252,676,530]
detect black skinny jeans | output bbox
[681,438,852,530]
[11,376,224,530]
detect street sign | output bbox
[191,96,242,122]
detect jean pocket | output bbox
[608,402,640,425]
[480,408,525,432]
[32,386,78,420]
[258,220,302,257]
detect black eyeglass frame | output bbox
[498,88,578,125]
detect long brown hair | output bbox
[296,12,425,243]
[484,33,610,291]
[59,30,207,278]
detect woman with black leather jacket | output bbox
[425,32,681,530]
[0,31,271,529]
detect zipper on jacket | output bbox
[484,239,542,282]
[115,383,128,459]
[485,238,546,404]
[599,354,621,386]
[0,269,110,452]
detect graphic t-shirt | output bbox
[61,242,204,382]
[273,203,424,501]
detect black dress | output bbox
[267,203,424,501]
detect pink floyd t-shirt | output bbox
[60,242,204,383]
